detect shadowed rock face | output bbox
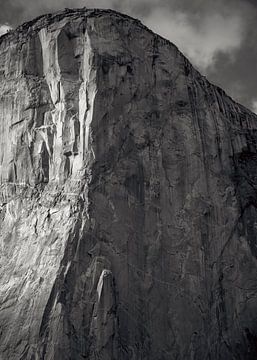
[1,8,257,360]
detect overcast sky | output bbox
[0,0,256,112]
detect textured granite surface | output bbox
[1,8,257,359]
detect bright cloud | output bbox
[0,24,12,36]
[251,100,257,114]
[144,9,245,72]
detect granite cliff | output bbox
[1,8,257,360]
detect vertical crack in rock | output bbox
[89,269,118,360]
[39,27,65,182]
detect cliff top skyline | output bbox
[0,0,256,113]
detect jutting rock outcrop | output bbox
[1,8,257,360]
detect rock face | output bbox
[1,8,257,360]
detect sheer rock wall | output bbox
[1,8,257,360]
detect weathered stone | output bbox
[1,7,257,360]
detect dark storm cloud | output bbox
[0,0,23,25]
[0,0,256,112]
[0,0,86,25]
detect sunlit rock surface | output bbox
[1,8,257,360]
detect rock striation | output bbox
[1,7,257,360]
